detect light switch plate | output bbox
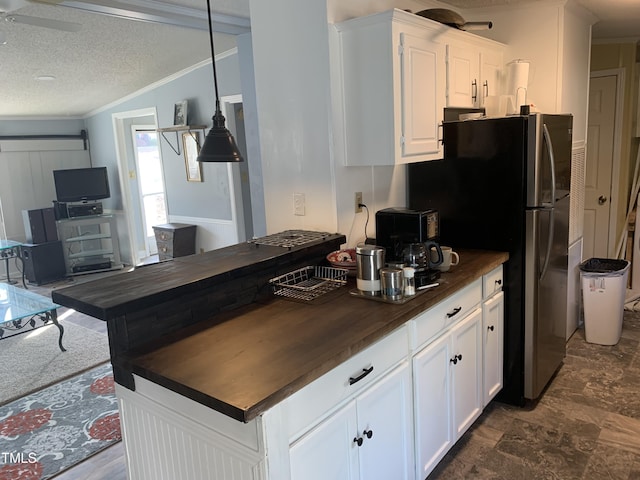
[294,192,305,216]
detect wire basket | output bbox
[269,266,349,301]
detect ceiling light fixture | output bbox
[197,0,244,163]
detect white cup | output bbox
[436,246,459,272]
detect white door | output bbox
[483,292,504,406]
[584,74,618,259]
[479,50,502,105]
[289,400,358,480]
[446,44,478,108]
[413,332,452,479]
[450,308,483,440]
[400,32,445,158]
[131,128,167,257]
[356,363,412,480]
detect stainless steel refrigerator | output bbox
[408,113,572,405]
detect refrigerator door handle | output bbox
[540,208,554,281]
[542,124,557,206]
[540,124,557,280]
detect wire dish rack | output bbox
[269,266,349,301]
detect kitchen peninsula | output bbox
[52,233,507,480]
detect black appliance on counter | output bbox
[408,113,572,406]
[375,207,441,286]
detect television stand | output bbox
[56,215,123,276]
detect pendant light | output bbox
[197,0,244,163]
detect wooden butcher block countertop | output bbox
[129,249,508,423]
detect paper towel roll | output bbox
[507,60,530,112]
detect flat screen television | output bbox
[53,167,111,203]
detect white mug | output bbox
[436,246,459,272]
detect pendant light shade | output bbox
[197,0,244,163]
[198,109,244,162]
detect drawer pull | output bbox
[363,429,373,439]
[446,307,462,318]
[450,354,462,365]
[349,366,374,385]
[488,325,495,332]
[495,279,502,286]
[353,436,364,447]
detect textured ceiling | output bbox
[1,0,638,119]
[0,0,246,118]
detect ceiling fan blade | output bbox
[0,0,29,13]
[29,0,65,4]
[6,13,81,31]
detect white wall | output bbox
[249,0,337,235]
[559,3,594,145]
[249,0,439,244]
[84,52,255,256]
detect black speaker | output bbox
[22,208,58,244]
[52,201,69,220]
[21,241,66,285]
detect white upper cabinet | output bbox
[445,37,504,108]
[335,9,446,166]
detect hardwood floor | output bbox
[52,443,127,480]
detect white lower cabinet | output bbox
[290,401,358,480]
[115,268,504,480]
[483,291,504,406]
[289,362,413,480]
[412,332,452,478]
[413,307,483,479]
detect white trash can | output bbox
[580,258,630,345]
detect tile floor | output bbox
[429,310,640,479]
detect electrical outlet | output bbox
[294,192,305,216]
[355,192,363,213]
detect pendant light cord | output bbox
[206,0,221,114]
[196,0,244,162]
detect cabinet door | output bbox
[356,362,412,480]
[480,50,502,105]
[446,44,479,108]
[483,291,504,406]
[450,307,483,440]
[290,401,358,480]
[413,332,452,479]
[400,32,445,159]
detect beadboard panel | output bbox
[117,383,265,480]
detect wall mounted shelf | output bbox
[156,125,207,155]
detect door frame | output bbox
[112,107,160,266]
[221,94,248,242]
[589,69,624,257]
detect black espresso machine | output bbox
[375,207,443,286]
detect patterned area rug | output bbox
[0,363,121,479]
